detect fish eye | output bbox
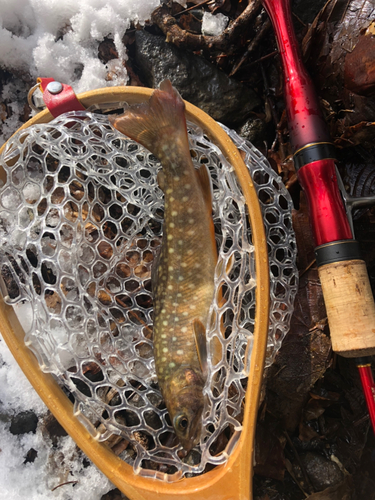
[176,415,189,431]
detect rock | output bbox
[101,488,130,500]
[24,448,38,464]
[237,117,269,150]
[9,410,38,435]
[305,475,355,500]
[41,412,68,446]
[300,452,344,491]
[134,30,260,127]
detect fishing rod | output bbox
[261,0,375,432]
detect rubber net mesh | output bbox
[0,110,297,480]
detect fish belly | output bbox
[152,158,216,389]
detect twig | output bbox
[51,481,78,492]
[151,0,262,53]
[292,11,306,27]
[246,50,277,68]
[284,430,315,495]
[229,18,271,76]
[175,0,212,16]
[299,259,316,278]
[259,62,286,161]
[284,459,309,498]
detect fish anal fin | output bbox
[151,245,162,293]
[109,79,187,157]
[196,164,213,213]
[193,319,208,378]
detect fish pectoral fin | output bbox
[193,319,208,378]
[157,170,166,192]
[196,164,213,213]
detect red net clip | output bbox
[37,78,86,117]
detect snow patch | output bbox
[202,11,229,36]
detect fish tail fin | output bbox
[109,80,188,156]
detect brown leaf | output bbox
[298,420,321,442]
[344,30,375,96]
[335,121,375,148]
[292,192,316,271]
[254,420,286,481]
[302,0,375,133]
[304,398,332,421]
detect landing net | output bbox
[0,110,297,480]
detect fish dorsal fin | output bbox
[109,79,188,157]
[193,319,208,378]
[196,164,213,213]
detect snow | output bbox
[201,11,229,36]
[0,0,159,92]
[0,0,160,146]
[0,328,115,499]
[0,2,166,496]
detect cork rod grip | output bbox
[318,259,375,357]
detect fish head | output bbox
[168,368,205,452]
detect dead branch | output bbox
[229,17,271,75]
[151,0,262,53]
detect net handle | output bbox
[0,87,270,500]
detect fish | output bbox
[109,80,217,452]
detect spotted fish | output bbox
[109,80,217,452]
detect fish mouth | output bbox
[178,415,202,453]
[180,435,198,454]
